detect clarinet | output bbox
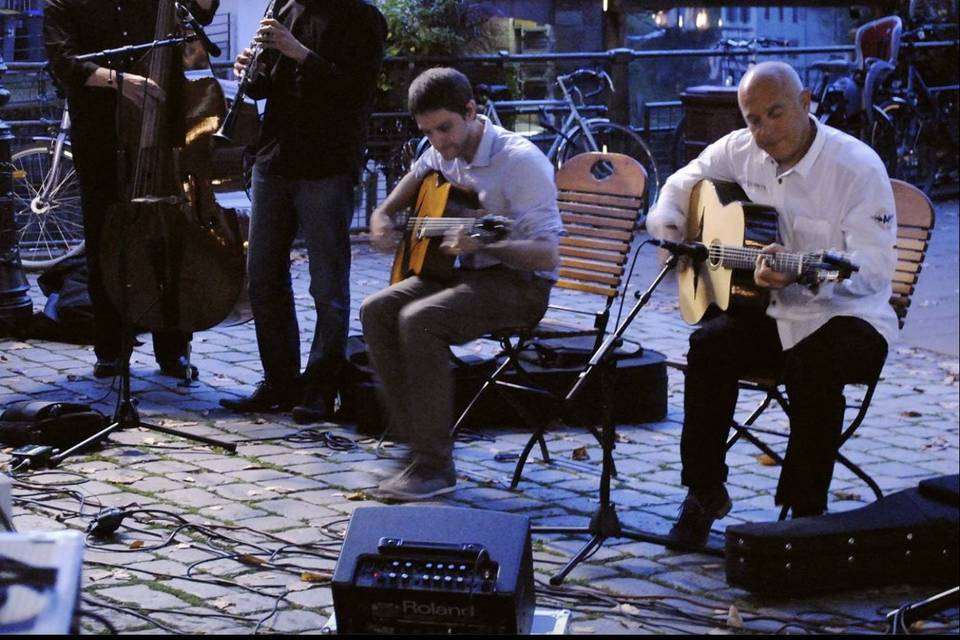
[213,0,278,142]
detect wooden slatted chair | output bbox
[700,178,935,512]
[451,152,648,488]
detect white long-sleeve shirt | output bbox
[647,117,899,349]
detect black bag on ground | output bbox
[0,400,107,450]
[725,475,960,596]
[27,255,96,344]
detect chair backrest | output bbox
[855,15,902,69]
[890,178,935,329]
[554,152,647,305]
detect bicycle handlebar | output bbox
[556,68,614,98]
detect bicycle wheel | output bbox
[870,100,937,194]
[556,120,660,212]
[11,143,85,271]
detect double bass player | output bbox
[44,0,220,380]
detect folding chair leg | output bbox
[725,393,775,451]
[450,356,515,437]
[728,420,785,466]
[837,451,884,500]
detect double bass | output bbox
[100,1,247,333]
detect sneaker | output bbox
[666,486,732,550]
[292,389,337,425]
[219,380,296,413]
[376,461,457,502]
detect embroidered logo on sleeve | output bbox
[872,208,894,229]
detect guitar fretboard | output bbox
[709,244,822,276]
[406,217,478,238]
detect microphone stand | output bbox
[531,250,723,586]
[38,34,237,470]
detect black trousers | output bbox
[681,313,888,514]
[71,131,190,364]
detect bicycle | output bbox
[714,36,791,87]
[870,22,959,194]
[10,86,84,271]
[420,69,660,210]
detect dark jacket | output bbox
[246,0,387,180]
[43,0,220,155]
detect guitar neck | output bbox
[712,244,820,275]
[405,217,482,238]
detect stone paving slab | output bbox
[0,199,957,634]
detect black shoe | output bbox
[219,380,295,413]
[292,390,337,425]
[157,356,199,380]
[93,359,120,378]
[666,486,732,550]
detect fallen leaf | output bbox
[726,605,744,629]
[300,571,331,583]
[183,477,196,483]
[901,410,922,418]
[129,540,144,549]
[238,554,267,566]
[620,603,641,616]
[757,454,777,466]
[212,598,234,611]
[346,491,369,501]
[571,447,590,461]
[832,490,861,501]
[112,570,132,581]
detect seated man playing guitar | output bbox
[647,62,898,548]
[362,67,563,501]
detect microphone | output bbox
[649,238,709,262]
[176,2,222,58]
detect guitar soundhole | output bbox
[708,239,722,269]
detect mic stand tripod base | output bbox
[46,360,237,469]
[529,255,722,586]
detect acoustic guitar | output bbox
[390,171,509,284]
[678,179,857,324]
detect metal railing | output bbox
[2,39,957,231]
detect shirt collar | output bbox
[466,115,495,168]
[790,115,825,178]
[756,115,824,179]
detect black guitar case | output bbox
[338,335,668,437]
[725,475,960,596]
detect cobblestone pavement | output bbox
[1,199,957,635]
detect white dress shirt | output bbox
[413,115,563,280]
[647,117,899,349]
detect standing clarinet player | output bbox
[219,1,387,422]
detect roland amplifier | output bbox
[332,506,535,634]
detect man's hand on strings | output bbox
[441,224,483,257]
[754,243,797,289]
[255,19,310,64]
